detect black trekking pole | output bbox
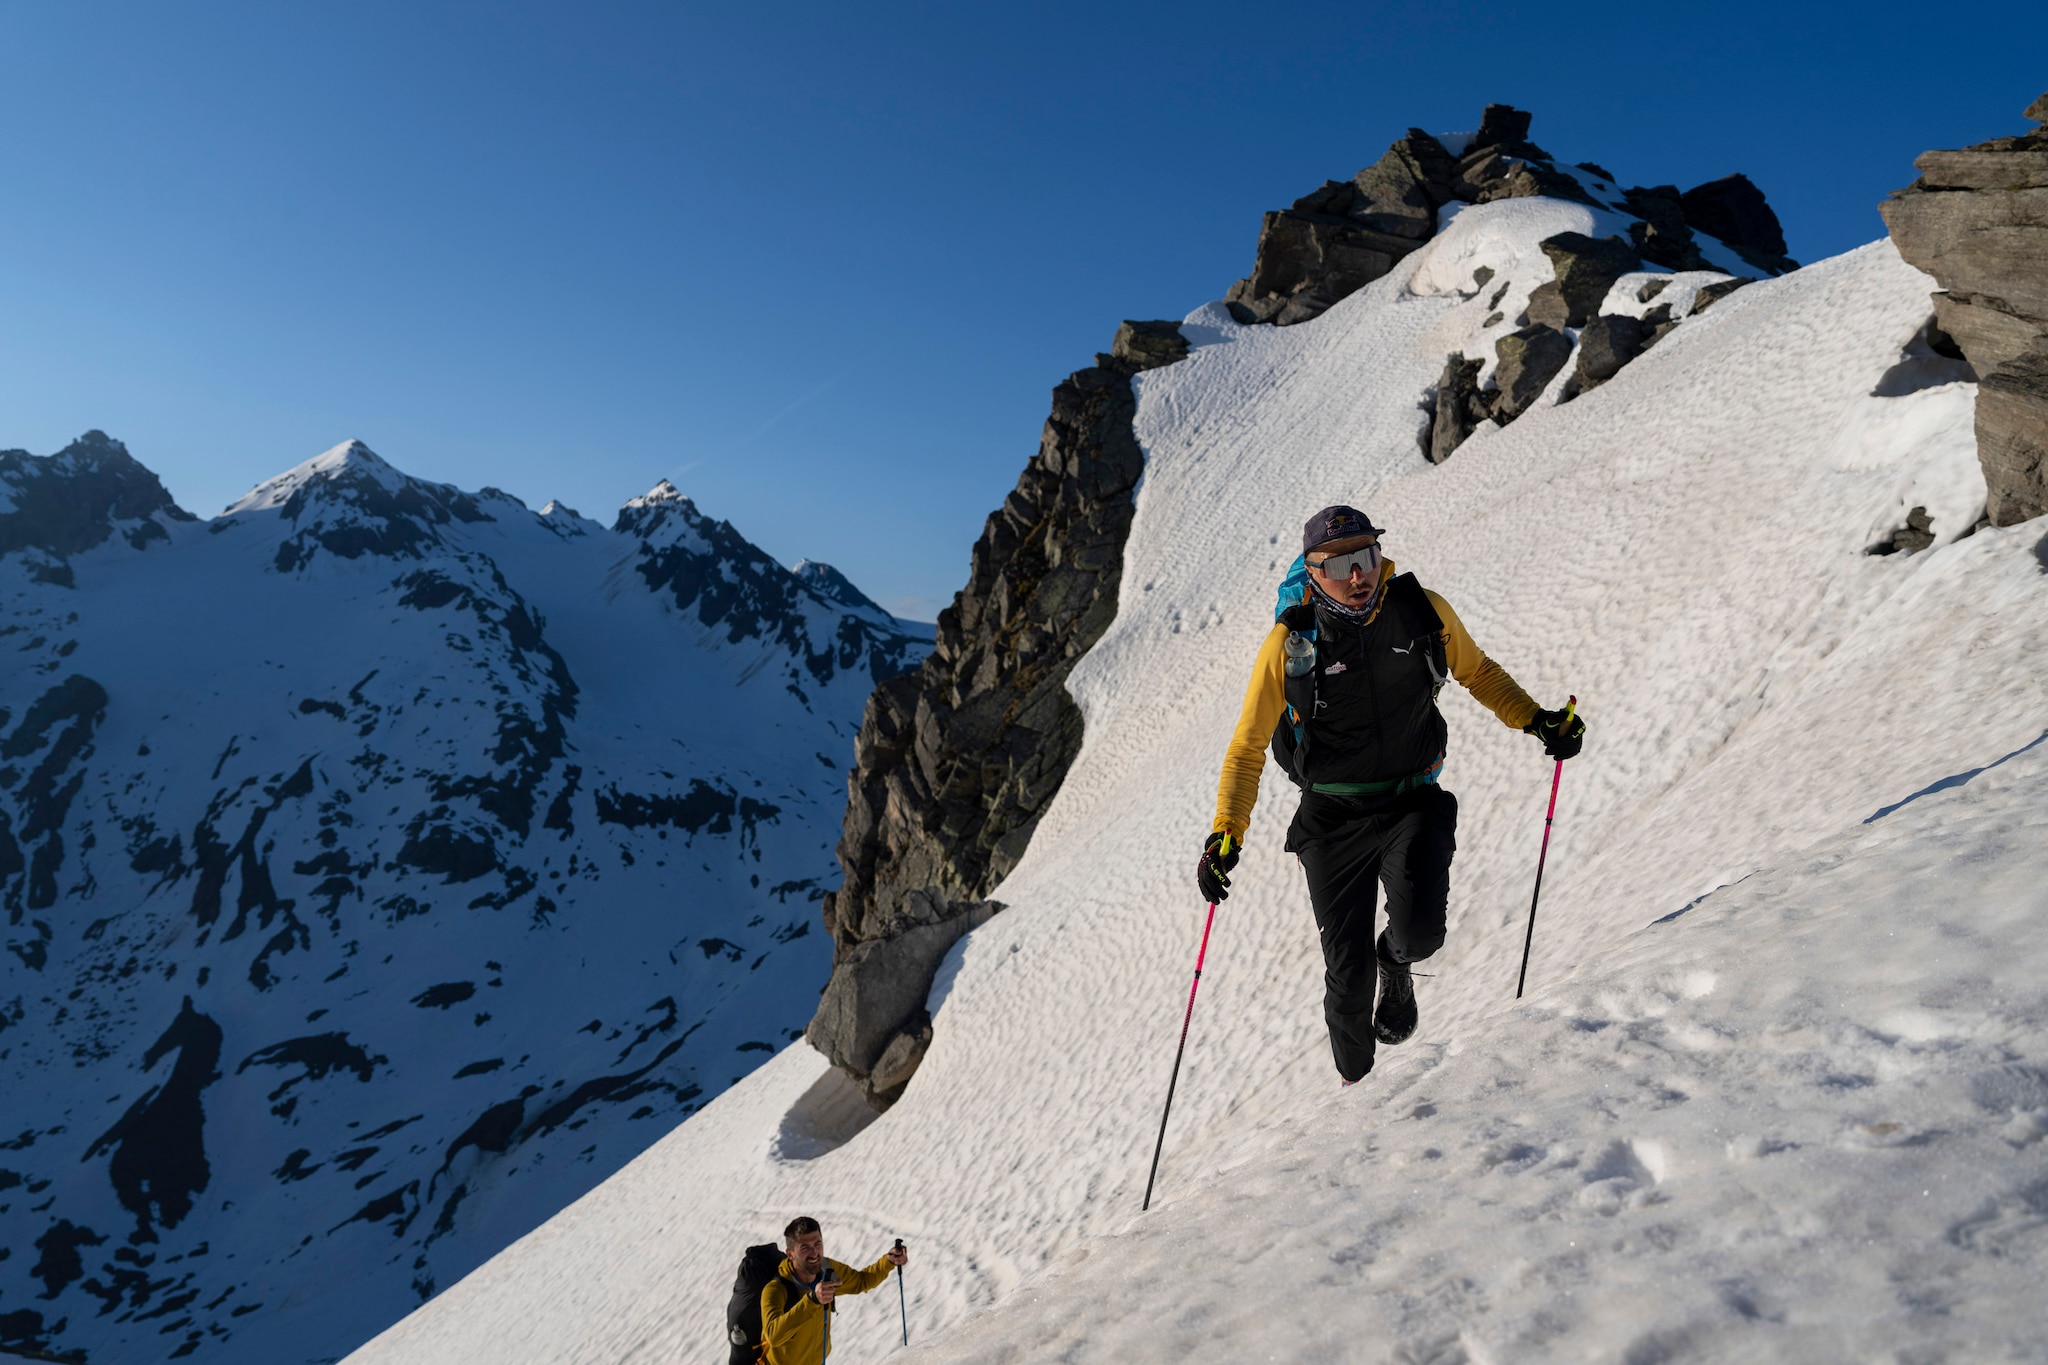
[893,1238,908,1345]
[1516,696,1575,999]
[1141,877,1224,1211]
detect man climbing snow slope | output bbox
[1197,505,1586,1083]
[758,1217,907,1363]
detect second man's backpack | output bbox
[726,1242,790,1365]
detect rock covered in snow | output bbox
[1883,90,2048,525]
[1492,324,1574,418]
[1529,232,1643,329]
[1689,276,1753,315]
[1226,103,1795,329]
[1574,312,1650,393]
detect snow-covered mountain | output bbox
[342,143,2048,1362]
[0,434,928,1362]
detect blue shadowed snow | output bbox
[1862,731,2048,824]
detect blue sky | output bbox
[2,1,2042,619]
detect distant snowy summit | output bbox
[0,431,927,1365]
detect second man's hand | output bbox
[886,1239,908,1268]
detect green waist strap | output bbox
[1310,766,1442,797]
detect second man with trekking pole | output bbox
[1197,505,1585,1084]
[758,1217,908,1364]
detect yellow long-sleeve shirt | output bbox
[760,1254,898,1364]
[1213,558,1537,838]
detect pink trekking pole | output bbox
[1515,696,1576,999]
[1141,887,1222,1211]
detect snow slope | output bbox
[0,441,928,1363]
[346,206,2048,1363]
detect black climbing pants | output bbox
[1285,784,1459,1082]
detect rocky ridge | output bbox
[1882,91,2048,526]
[809,104,1808,1109]
[1221,105,1801,464]
[1225,103,1796,333]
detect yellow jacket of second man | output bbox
[760,1254,897,1363]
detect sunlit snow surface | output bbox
[348,208,2048,1363]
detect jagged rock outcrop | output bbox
[1226,107,1545,326]
[808,320,1189,1108]
[1428,353,1489,464]
[1689,277,1753,315]
[1882,91,2048,525]
[1976,338,2048,525]
[1622,185,1713,272]
[1226,103,1796,331]
[1493,325,1575,418]
[1679,174,1798,275]
[1527,233,1643,329]
[1575,313,1650,393]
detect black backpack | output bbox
[726,1243,791,1364]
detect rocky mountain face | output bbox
[804,103,1811,1110]
[806,321,1188,1109]
[0,435,926,1363]
[1882,91,2048,526]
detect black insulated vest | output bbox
[1271,573,1448,787]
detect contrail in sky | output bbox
[664,374,845,484]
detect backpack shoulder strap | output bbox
[1382,573,1441,633]
[1385,574,1448,690]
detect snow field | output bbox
[346,206,2048,1363]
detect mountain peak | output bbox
[612,480,708,547]
[224,439,400,517]
[221,440,489,572]
[624,479,690,510]
[791,559,888,619]
[0,431,194,564]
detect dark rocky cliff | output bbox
[1882,92,2048,526]
[807,321,1188,1108]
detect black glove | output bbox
[1525,706,1586,761]
[1196,831,1240,903]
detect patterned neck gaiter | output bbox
[1309,573,1379,622]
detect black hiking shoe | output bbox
[1373,932,1418,1045]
